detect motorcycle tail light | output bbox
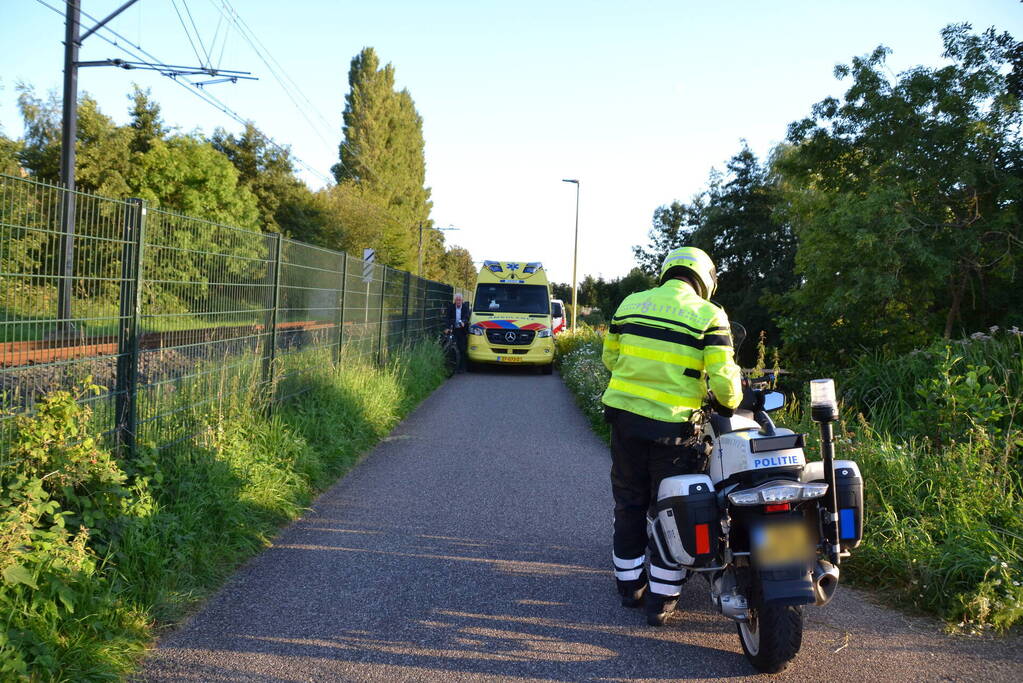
[728,481,830,506]
[760,485,803,503]
[729,491,760,506]
[764,503,791,513]
[801,483,829,499]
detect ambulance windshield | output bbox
[473,284,549,314]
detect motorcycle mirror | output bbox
[763,391,785,412]
[730,321,747,351]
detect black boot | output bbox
[618,581,647,608]
[645,593,679,626]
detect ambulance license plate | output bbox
[752,520,812,568]
[497,356,521,363]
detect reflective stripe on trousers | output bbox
[613,552,644,582]
[648,559,689,597]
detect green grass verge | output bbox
[0,341,446,680]
[554,328,1023,632]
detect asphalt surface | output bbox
[141,367,1023,682]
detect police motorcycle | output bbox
[647,327,864,673]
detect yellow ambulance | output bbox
[466,260,555,374]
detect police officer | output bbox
[601,246,742,626]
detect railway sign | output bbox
[363,248,376,283]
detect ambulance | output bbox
[467,260,555,373]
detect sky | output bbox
[1,0,1021,285]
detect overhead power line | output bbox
[208,0,335,145]
[208,0,392,184]
[34,0,333,185]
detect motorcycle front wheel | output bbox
[737,603,803,674]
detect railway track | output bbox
[0,320,339,368]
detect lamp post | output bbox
[562,179,580,330]
[417,222,459,277]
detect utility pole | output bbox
[57,0,82,331]
[562,178,580,330]
[53,0,251,330]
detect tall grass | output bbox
[832,329,1023,632]
[0,341,447,679]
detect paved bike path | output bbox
[141,369,1022,681]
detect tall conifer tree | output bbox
[332,48,432,271]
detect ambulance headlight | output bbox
[469,326,484,336]
[537,329,552,338]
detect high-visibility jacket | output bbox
[601,279,742,422]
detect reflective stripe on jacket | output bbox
[601,279,742,422]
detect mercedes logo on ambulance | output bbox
[505,331,517,343]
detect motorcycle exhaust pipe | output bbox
[813,560,840,606]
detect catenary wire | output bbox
[35,0,333,185]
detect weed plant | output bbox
[555,326,1023,631]
[0,341,446,679]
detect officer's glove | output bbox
[738,386,765,412]
[708,393,733,417]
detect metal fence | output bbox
[0,173,457,458]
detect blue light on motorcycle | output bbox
[840,509,857,539]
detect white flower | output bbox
[989,325,999,334]
[1001,561,1008,568]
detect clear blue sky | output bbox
[2,1,1021,282]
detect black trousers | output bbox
[454,327,468,369]
[606,407,706,596]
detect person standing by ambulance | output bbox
[601,247,743,626]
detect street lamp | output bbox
[418,222,459,277]
[562,179,580,330]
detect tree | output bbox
[633,197,706,276]
[694,144,796,352]
[776,24,1023,364]
[441,246,476,293]
[128,85,165,154]
[0,131,20,175]
[633,144,796,360]
[551,282,572,302]
[332,47,432,270]
[211,122,321,236]
[311,181,396,259]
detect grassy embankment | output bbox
[554,327,1023,632]
[0,342,446,680]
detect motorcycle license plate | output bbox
[752,520,812,568]
[497,356,522,362]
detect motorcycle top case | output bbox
[801,459,864,551]
[655,474,720,567]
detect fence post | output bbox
[421,280,428,337]
[335,251,347,364]
[401,271,411,348]
[376,266,387,365]
[115,198,146,456]
[263,233,283,408]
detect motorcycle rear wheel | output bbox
[737,603,803,673]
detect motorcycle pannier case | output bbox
[654,474,719,567]
[835,460,863,551]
